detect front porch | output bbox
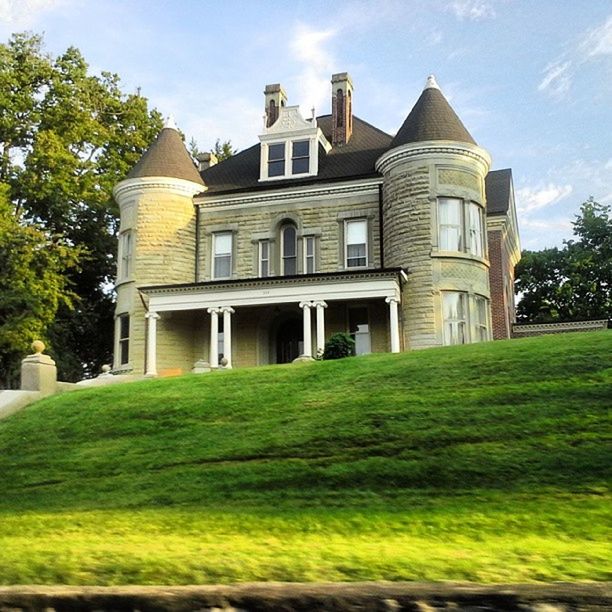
[139,269,406,375]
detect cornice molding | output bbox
[376,141,491,175]
[196,179,382,209]
[113,176,205,201]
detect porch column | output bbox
[299,301,313,358]
[145,311,160,376]
[221,306,235,368]
[207,307,221,368]
[313,300,327,357]
[386,297,401,353]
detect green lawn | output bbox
[0,331,610,584]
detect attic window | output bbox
[292,140,309,174]
[268,143,285,177]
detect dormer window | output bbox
[268,143,285,177]
[259,104,331,182]
[291,140,309,174]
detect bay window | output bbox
[438,198,485,257]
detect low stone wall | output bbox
[0,582,609,611]
[513,319,609,338]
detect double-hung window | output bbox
[118,314,130,365]
[345,219,367,268]
[303,235,315,274]
[268,143,285,177]
[281,224,297,275]
[442,292,467,345]
[291,140,309,175]
[438,198,463,251]
[213,232,232,279]
[474,295,489,342]
[258,240,270,277]
[468,202,484,257]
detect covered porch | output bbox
[140,269,406,375]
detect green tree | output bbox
[516,198,611,322]
[212,138,237,162]
[0,183,79,388]
[0,33,162,381]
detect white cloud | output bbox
[579,15,612,57]
[538,60,573,97]
[289,23,337,116]
[447,0,496,21]
[539,14,612,98]
[516,183,573,214]
[0,0,70,25]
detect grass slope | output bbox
[0,331,610,584]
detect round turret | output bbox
[377,76,492,349]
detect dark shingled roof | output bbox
[391,86,476,148]
[128,127,205,185]
[201,115,392,194]
[485,168,513,215]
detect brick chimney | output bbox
[264,83,287,128]
[331,72,353,146]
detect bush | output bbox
[323,333,355,360]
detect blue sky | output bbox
[1,0,611,250]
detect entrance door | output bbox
[276,317,303,363]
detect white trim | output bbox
[146,276,401,313]
[113,176,204,200]
[344,218,368,269]
[196,178,381,211]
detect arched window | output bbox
[336,89,344,127]
[280,223,297,275]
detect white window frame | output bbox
[442,291,468,346]
[345,219,368,268]
[468,202,485,257]
[267,142,285,178]
[291,140,310,175]
[118,230,133,281]
[258,239,270,277]
[303,235,316,274]
[438,197,464,252]
[212,232,232,279]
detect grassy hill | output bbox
[0,331,610,585]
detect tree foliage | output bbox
[516,198,611,322]
[0,33,162,382]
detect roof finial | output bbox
[425,75,440,90]
[164,114,178,131]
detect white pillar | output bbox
[145,311,160,376]
[299,301,313,358]
[386,297,401,353]
[314,300,327,357]
[208,307,220,368]
[221,306,235,368]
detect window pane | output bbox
[468,203,483,256]
[269,143,285,161]
[443,292,467,345]
[292,140,309,157]
[259,240,269,277]
[214,255,231,278]
[283,257,296,275]
[120,315,129,339]
[347,220,366,244]
[214,233,232,255]
[120,340,129,365]
[304,236,315,274]
[268,160,284,177]
[439,198,462,251]
[282,226,296,257]
[292,157,309,174]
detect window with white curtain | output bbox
[474,295,489,342]
[438,198,485,256]
[212,232,232,279]
[345,219,367,268]
[442,292,467,345]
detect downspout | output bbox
[378,183,384,268]
[194,204,200,283]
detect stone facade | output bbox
[112,74,520,375]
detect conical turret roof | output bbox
[390,75,476,148]
[127,118,205,185]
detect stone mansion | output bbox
[112,74,520,375]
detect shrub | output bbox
[323,333,355,360]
